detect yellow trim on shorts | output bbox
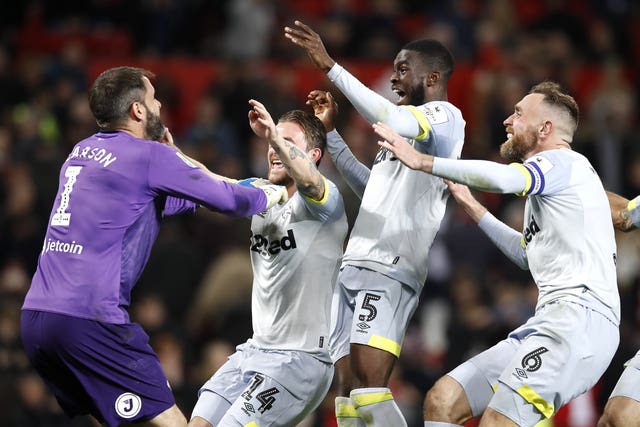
[406,105,431,141]
[628,197,638,211]
[352,391,394,408]
[368,335,402,357]
[516,385,555,419]
[336,401,360,418]
[245,422,259,427]
[510,163,532,196]
[302,176,330,205]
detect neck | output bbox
[114,125,144,139]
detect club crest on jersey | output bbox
[250,229,297,256]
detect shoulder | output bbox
[298,177,345,219]
[413,101,463,124]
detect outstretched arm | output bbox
[158,127,237,183]
[285,20,422,139]
[249,99,325,201]
[308,90,369,198]
[374,122,527,194]
[447,181,528,269]
[607,191,639,232]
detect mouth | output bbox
[270,158,285,170]
[505,128,514,140]
[392,87,407,105]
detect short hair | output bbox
[278,110,327,164]
[529,81,579,133]
[88,66,155,129]
[402,39,455,82]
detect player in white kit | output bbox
[286,21,464,427]
[376,81,620,427]
[597,192,640,426]
[189,102,348,427]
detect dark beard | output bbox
[407,81,426,105]
[500,127,537,163]
[144,108,166,141]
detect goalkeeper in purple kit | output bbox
[20,66,287,427]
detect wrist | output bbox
[422,155,434,173]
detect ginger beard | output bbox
[500,124,538,163]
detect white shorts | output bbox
[609,349,640,402]
[448,300,619,426]
[191,341,333,427]
[329,265,419,362]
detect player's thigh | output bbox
[344,267,418,359]
[329,273,356,364]
[221,356,333,427]
[447,338,518,418]
[493,302,618,425]
[599,396,640,427]
[609,349,640,401]
[192,349,248,426]
[21,310,176,426]
[137,404,187,427]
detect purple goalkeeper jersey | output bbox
[23,130,266,323]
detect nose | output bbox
[390,71,398,84]
[503,114,513,126]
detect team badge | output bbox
[115,392,142,419]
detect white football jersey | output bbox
[249,178,348,358]
[342,101,465,291]
[515,149,620,321]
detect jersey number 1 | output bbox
[51,166,83,226]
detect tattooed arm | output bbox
[607,191,638,232]
[248,99,325,201]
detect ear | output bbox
[130,101,145,122]
[426,71,440,87]
[539,120,552,137]
[309,147,322,165]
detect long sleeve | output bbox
[327,64,422,138]
[478,212,529,269]
[432,157,528,194]
[326,130,369,199]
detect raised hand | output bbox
[248,99,277,141]
[307,90,338,132]
[373,122,434,172]
[284,20,336,73]
[445,180,488,223]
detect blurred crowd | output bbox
[0,1,639,426]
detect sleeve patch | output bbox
[529,155,554,174]
[175,151,197,168]
[422,104,449,125]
